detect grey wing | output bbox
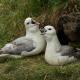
[16,42,36,53]
[9,37,36,54]
[11,36,29,45]
[61,45,77,57]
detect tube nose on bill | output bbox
[32,20,40,25]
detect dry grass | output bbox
[0,55,80,80]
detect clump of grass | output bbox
[0,0,79,45]
[0,55,80,80]
[0,0,67,45]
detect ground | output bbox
[0,54,80,80]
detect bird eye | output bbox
[48,28,51,30]
[27,22,29,24]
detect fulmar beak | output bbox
[40,28,45,35]
[32,20,40,25]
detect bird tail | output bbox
[75,48,80,58]
[0,48,6,54]
[76,48,80,51]
[0,49,3,54]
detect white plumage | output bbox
[43,25,80,65]
[0,17,46,59]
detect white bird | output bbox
[0,17,46,58]
[43,25,80,65]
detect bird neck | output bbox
[25,25,40,35]
[46,35,61,52]
[25,28,41,37]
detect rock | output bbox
[57,12,80,44]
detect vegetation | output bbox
[0,55,80,80]
[0,0,79,45]
[0,0,80,80]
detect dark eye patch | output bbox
[48,28,52,30]
[27,22,29,24]
[32,20,35,24]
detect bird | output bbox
[43,25,80,65]
[0,17,46,59]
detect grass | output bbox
[0,0,70,45]
[0,0,80,80]
[0,55,80,80]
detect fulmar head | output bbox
[24,17,40,28]
[43,25,56,41]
